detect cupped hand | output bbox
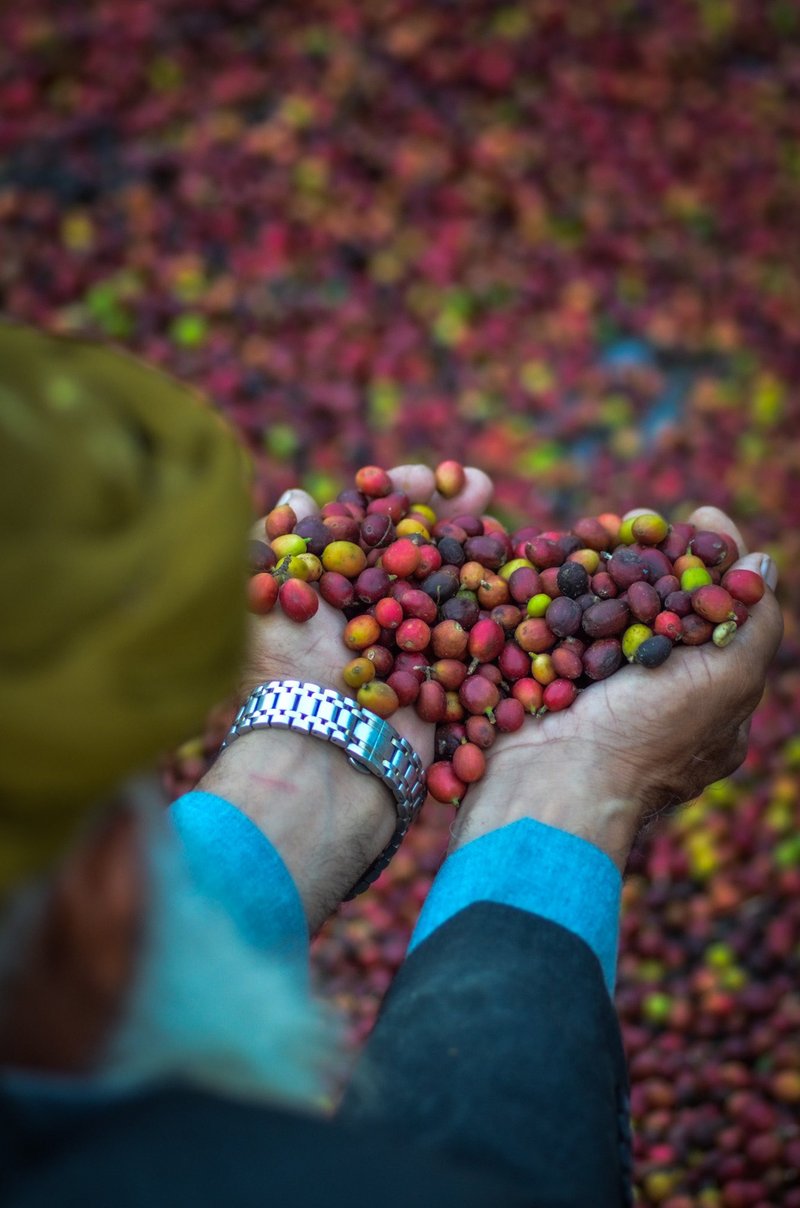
[240,465,494,764]
[452,506,783,868]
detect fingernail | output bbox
[760,555,778,591]
[276,490,294,506]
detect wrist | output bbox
[199,727,395,930]
[449,746,641,874]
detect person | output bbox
[0,324,783,1207]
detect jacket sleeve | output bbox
[339,901,633,1208]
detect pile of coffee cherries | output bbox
[248,462,765,806]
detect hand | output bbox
[240,464,494,763]
[451,506,784,872]
[200,464,492,928]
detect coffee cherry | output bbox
[293,516,332,556]
[400,588,438,624]
[713,621,738,648]
[437,535,466,567]
[557,560,590,599]
[664,589,693,617]
[627,581,661,624]
[680,614,715,645]
[386,670,421,707]
[634,634,674,668]
[692,584,736,623]
[289,553,323,582]
[435,723,467,761]
[444,691,465,723]
[631,512,670,546]
[514,617,556,653]
[722,568,765,605]
[545,595,583,637]
[525,536,564,569]
[355,465,393,498]
[465,714,497,748]
[531,653,556,685]
[426,761,466,806]
[396,617,431,652]
[688,529,729,566]
[582,638,623,680]
[360,513,395,548]
[265,503,297,540]
[415,680,448,723]
[468,618,505,663]
[476,572,509,608]
[278,578,319,623]
[527,592,552,617]
[511,678,544,713]
[538,567,562,598]
[464,534,507,570]
[414,543,443,578]
[681,566,714,591]
[419,565,461,604]
[654,573,680,601]
[355,567,391,603]
[357,680,399,719]
[459,560,485,591]
[343,614,382,650]
[452,742,486,783]
[322,540,367,578]
[508,565,542,603]
[608,548,649,588]
[374,596,403,629]
[459,675,500,716]
[550,644,583,680]
[658,521,695,562]
[271,532,307,560]
[654,611,683,642]
[396,517,430,540]
[568,548,600,574]
[342,657,376,688]
[542,679,578,712]
[572,516,613,552]
[430,619,469,659]
[247,572,279,615]
[319,571,356,610]
[494,697,525,733]
[498,640,531,681]
[249,540,278,574]
[582,598,631,638]
[435,459,467,498]
[490,604,523,633]
[321,512,361,544]
[366,491,410,522]
[430,658,468,691]
[623,623,654,662]
[393,652,429,682]
[590,571,618,599]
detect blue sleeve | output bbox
[169,790,308,965]
[409,817,622,996]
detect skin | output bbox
[0,479,781,1075]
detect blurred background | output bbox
[1,1,799,1202]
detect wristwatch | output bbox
[221,680,428,898]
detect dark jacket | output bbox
[1,904,632,1207]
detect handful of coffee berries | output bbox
[248,463,765,807]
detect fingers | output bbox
[388,464,494,520]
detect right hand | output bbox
[451,506,784,871]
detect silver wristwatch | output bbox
[221,680,427,898]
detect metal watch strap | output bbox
[220,680,427,898]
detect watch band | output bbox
[221,680,427,898]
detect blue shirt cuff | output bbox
[169,790,308,964]
[409,817,622,995]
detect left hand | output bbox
[240,464,494,763]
